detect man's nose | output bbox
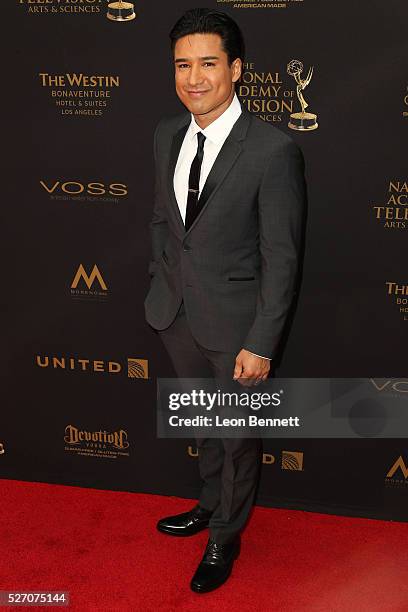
[187,63,204,87]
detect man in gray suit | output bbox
[144,8,306,593]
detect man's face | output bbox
[173,33,241,121]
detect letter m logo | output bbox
[387,456,408,479]
[71,264,107,290]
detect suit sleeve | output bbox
[148,119,169,278]
[242,139,306,359]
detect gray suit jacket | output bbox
[144,105,306,359]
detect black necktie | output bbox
[185,131,206,231]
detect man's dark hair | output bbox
[169,8,245,66]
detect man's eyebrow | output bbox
[174,56,220,63]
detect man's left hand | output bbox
[233,349,270,387]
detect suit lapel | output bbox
[185,109,252,236]
[166,107,252,236]
[167,118,189,233]
[185,139,242,235]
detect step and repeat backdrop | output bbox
[2,1,407,521]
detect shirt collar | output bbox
[188,93,242,145]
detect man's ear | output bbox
[232,58,242,83]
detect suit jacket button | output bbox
[183,245,191,252]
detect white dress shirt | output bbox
[174,93,242,221]
[173,93,270,361]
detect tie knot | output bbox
[197,131,206,151]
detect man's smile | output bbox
[186,90,210,97]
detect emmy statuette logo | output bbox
[107,0,136,21]
[287,59,318,131]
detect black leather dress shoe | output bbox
[157,504,213,536]
[190,536,240,593]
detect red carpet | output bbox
[0,479,407,611]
